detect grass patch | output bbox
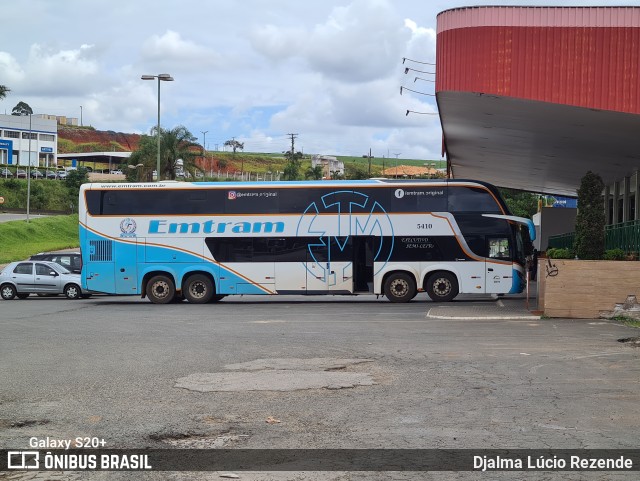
[0,215,79,264]
[611,315,640,328]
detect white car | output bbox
[110,170,123,175]
[0,261,90,300]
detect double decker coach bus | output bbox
[78,179,535,304]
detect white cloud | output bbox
[140,30,223,70]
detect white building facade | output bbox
[311,154,345,178]
[0,114,57,167]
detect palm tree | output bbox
[129,125,202,181]
[305,165,324,180]
[0,85,9,100]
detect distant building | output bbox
[0,114,57,167]
[37,114,79,126]
[311,154,344,178]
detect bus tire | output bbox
[426,272,458,302]
[384,272,416,303]
[183,274,213,304]
[146,275,176,304]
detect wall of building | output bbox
[0,114,57,167]
[533,207,578,251]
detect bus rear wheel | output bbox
[146,275,176,304]
[384,273,416,303]
[183,274,213,304]
[426,272,458,302]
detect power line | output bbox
[404,67,435,75]
[402,57,436,66]
[400,86,435,97]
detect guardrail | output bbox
[548,220,640,254]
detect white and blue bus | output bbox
[78,179,535,304]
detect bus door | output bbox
[485,236,513,293]
[114,240,139,295]
[305,236,353,293]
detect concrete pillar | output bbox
[622,176,630,222]
[612,181,620,225]
[634,170,640,221]
[604,185,611,225]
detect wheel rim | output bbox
[188,281,208,300]
[67,286,79,298]
[433,278,452,297]
[151,280,171,300]
[2,286,14,299]
[390,278,409,298]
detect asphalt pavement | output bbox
[0,294,638,480]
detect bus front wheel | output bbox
[146,275,176,304]
[183,274,213,304]
[384,273,416,303]
[426,272,458,302]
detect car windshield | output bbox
[50,264,71,274]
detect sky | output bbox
[0,0,631,160]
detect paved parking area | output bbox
[0,295,638,480]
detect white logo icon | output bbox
[7,451,40,469]
[395,189,405,199]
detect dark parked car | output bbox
[1,168,13,178]
[30,170,44,179]
[29,252,82,274]
[16,169,27,178]
[46,170,58,179]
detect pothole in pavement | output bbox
[1,419,50,428]
[175,358,376,393]
[618,337,640,347]
[151,432,250,448]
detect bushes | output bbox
[602,248,626,260]
[0,178,74,211]
[574,171,605,259]
[547,247,632,261]
[546,248,575,259]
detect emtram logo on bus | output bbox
[120,218,137,238]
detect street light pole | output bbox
[141,74,174,181]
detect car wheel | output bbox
[16,293,30,299]
[426,272,459,302]
[146,275,175,304]
[383,273,416,303]
[183,274,214,304]
[1,284,16,300]
[64,284,82,300]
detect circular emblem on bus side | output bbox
[120,217,137,234]
[395,189,405,199]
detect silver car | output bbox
[0,261,89,300]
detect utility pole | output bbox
[393,153,401,178]
[201,131,208,180]
[368,148,372,176]
[287,133,298,157]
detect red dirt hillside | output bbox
[57,125,141,153]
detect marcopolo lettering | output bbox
[148,219,285,235]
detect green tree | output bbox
[12,101,33,116]
[129,125,201,181]
[65,167,89,212]
[573,171,605,259]
[224,139,244,154]
[305,165,324,180]
[345,164,367,180]
[0,85,9,100]
[499,189,538,218]
[282,150,303,181]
